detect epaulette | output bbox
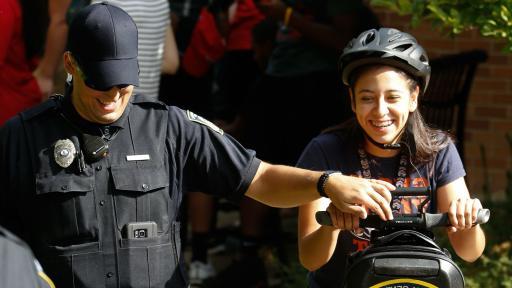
[19,95,63,121]
[131,93,168,109]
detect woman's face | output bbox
[351,66,419,155]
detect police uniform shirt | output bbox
[0,89,261,288]
[0,226,55,288]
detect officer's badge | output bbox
[186,110,223,135]
[53,139,77,168]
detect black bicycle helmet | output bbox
[339,28,431,92]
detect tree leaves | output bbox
[370,0,512,52]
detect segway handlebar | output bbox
[315,186,490,230]
[315,208,490,229]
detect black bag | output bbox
[344,230,464,288]
[0,226,55,288]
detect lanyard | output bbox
[357,146,408,212]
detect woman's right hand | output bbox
[326,202,360,230]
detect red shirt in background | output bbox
[182,0,264,77]
[227,0,264,51]
[0,0,42,125]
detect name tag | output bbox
[126,154,150,161]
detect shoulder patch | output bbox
[186,110,223,135]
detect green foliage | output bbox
[276,260,308,288]
[457,131,512,287]
[263,216,309,287]
[370,0,512,52]
[433,199,512,287]
[461,199,512,287]
[464,242,512,288]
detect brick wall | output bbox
[373,9,512,199]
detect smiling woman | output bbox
[351,65,419,158]
[296,27,486,288]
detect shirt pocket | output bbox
[35,169,98,245]
[117,222,187,287]
[111,164,172,236]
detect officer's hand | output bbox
[447,197,483,233]
[324,174,394,221]
[326,203,360,230]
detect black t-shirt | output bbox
[296,128,465,288]
[0,92,260,288]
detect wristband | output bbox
[283,7,293,27]
[317,170,342,198]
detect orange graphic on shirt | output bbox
[353,174,430,214]
[348,175,430,250]
[353,239,369,251]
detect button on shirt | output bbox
[0,92,261,288]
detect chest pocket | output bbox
[35,169,98,245]
[111,164,172,236]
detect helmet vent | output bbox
[362,31,376,45]
[394,44,413,52]
[388,33,402,43]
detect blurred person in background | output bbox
[0,0,47,125]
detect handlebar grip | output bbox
[315,211,383,228]
[424,213,448,229]
[475,208,491,225]
[419,208,491,229]
[315,211,333,226]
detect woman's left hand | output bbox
[447,197,483,233]
[326,202,360,231]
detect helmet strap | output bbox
[361,125,407,150]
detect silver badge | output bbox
[54,139,77,168]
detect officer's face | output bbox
[65,53,134,124]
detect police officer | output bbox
[0,226,55,288]
[0,3,394,288]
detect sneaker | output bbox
[188,261,216,285]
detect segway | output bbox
[316,187,490,288]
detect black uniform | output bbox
[0,225,55,288]
[0,91,261,288]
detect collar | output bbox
[62,84,131,136]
